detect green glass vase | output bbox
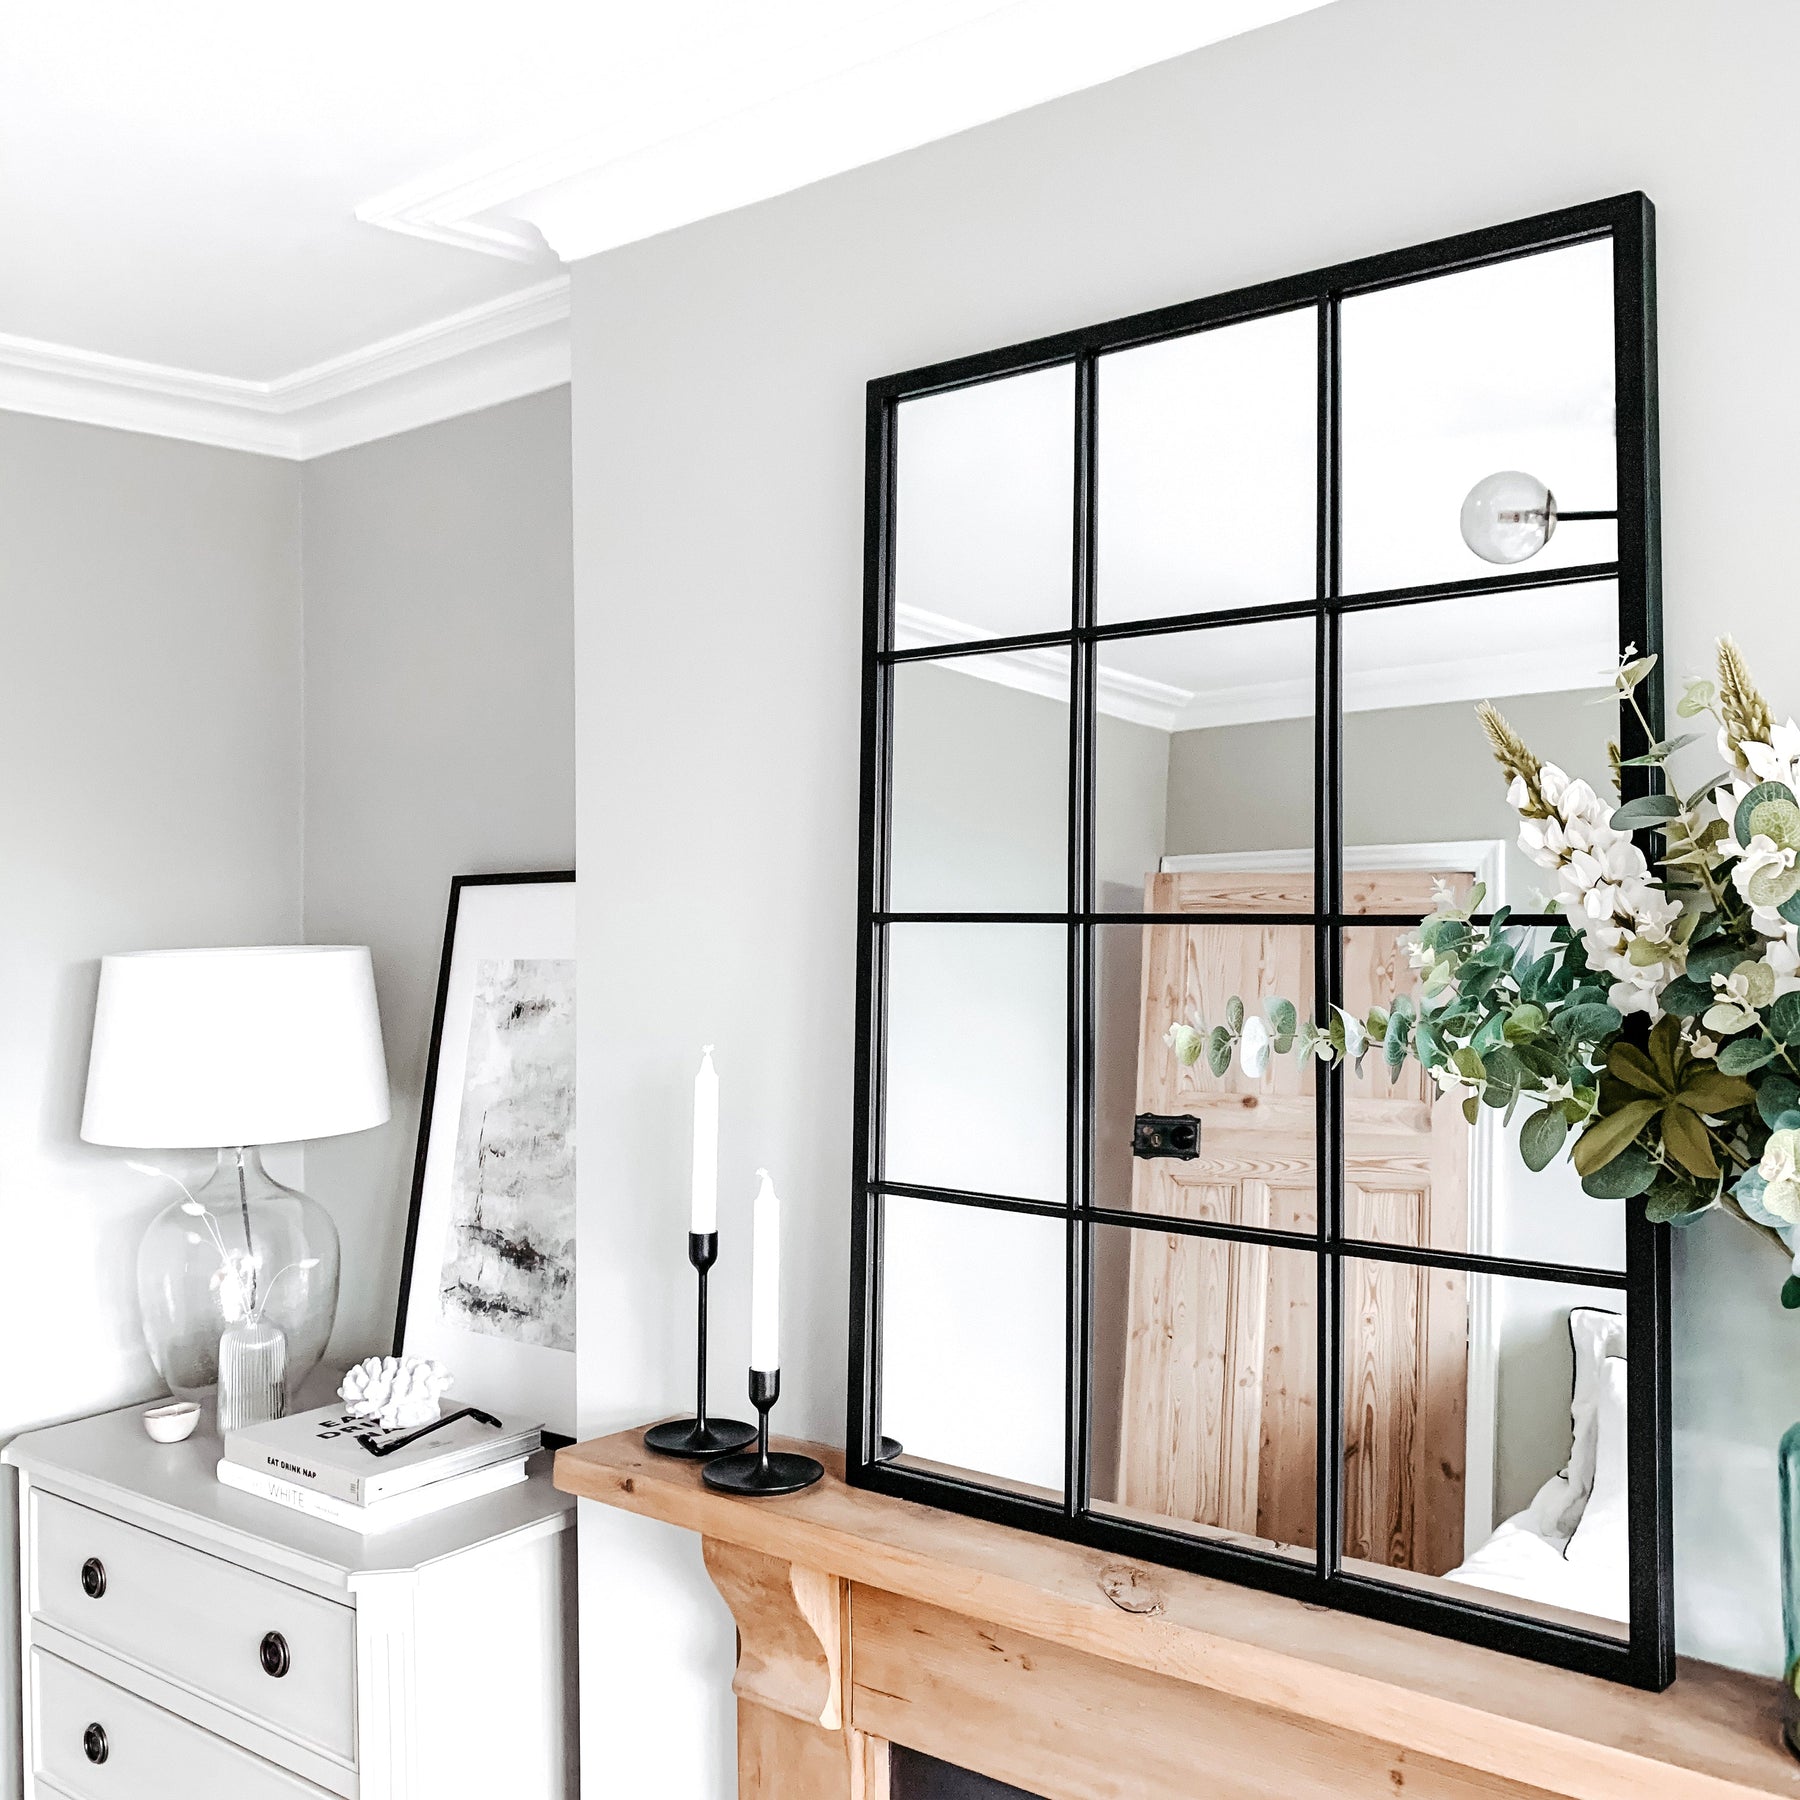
[1781,1421,1800,1757]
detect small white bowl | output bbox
[142,1400,201,1444]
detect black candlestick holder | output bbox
[701,1368,824,1496]
[644,1232,757,1460]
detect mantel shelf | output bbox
[558,1426,1800,1800]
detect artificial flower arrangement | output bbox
[1166,637,1800,1307]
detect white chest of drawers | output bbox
[5,1402,577,1800]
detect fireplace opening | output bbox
[891,1746,1044,1800]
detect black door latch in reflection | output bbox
[1132,1113,1201,1159]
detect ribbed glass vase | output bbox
[1781,1422,1800,1758]
[217,1317,289,1433]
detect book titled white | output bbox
[223,1403,542,1506]
[216,1455,530,1533]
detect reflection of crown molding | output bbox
[0,278,569,458]
[895,605,1192,727]
[359,3,1335,267]
[898,605,1610,730]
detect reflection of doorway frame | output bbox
[1160,839,1505,1551]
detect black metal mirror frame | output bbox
[849,193,1669,1689]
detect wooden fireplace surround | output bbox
[555,1428,1800,1800]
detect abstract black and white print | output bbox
[439,957,576,1350]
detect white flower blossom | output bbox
[1759,1129,1800,1225]
[1731,833,1797,908]
[1743,721,1800,792]
[1501,753,1683,1016]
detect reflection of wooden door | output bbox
[1116,868,1469,1573]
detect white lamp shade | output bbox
[82,946,391,1148]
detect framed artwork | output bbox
[396,871,577,1442]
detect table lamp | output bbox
[82,945,390,1429]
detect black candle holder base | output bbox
[644,1415,757,1460]
[876,1436,904,1462]
[700,1365,823,1497]
[703,1448,824,1496]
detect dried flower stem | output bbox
[1718,635,1774,772]
[1475,701,1552,817]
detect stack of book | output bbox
[219,1404,543,1534]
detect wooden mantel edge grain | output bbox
[556,1428,1800,1800]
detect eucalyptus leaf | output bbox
[1735,781,1798,850]
[1643,1180,1714,1222]
[1580,1144,1657,1199]
[1619,732,1702,765]
[1658,976,1714,1019]
[1759,1075,1800,1128]
[1225,995,1244,1033]
[1717,1037,1777,1075]
[1207,1025,1232,1078]
[1686,940,1746,985]
[1784,1276,1800,1311]
[1519,1106,1569,1172]
[1770,991,1800,1045]
[1676,677,1715,719]
[1553,1001,1622,1043]
[1609,793,1683,829]
[1266,998,1297,1042]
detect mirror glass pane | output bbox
[1339,926,1625,1271]
[1093,922,1316,1232]
[894,365,1074,645]
[1095,615,1317,909]
[1097,309,1317,623]
[883,923,1066,1202]
[1342,239,1616,593]
[889,649,1069,913]
[1089,1223,1315,1559]
[1341,1259,1627,1637]
[881,1193,1065,1498]
[1340,582,1619,914]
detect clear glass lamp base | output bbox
[136,1147,340,1414]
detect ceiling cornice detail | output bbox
[357,1,1335,267]
[0,277,569,459]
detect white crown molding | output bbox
[357,1,1335,268]
[0,277,569,458]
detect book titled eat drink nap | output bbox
[221,1403,543,1508]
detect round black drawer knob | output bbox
[80,1557,106,1599]
[259,1631,290,1678]
[83,1722,109,1765]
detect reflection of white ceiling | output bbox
[894,239,1619,633]
[0,0,1334,457]
[901,584,1619,730]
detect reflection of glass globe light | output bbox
[1460,470,1557,564]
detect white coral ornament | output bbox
[338,1355,453,1431]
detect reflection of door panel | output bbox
[1116,868,1469,1572]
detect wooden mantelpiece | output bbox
[555,1429,1800,1800]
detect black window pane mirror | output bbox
[852,196,1668,1689]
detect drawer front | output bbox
[33,1648,328,1800]
[31,1491,355,1763]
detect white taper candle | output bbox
[690,1047,718,1235]
[749,1169,781,1372]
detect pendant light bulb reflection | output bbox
[1460,470,1557,565]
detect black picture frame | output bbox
[395,869,578,1446]
[848,194,1670,1687]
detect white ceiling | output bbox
[0,0,1333,458]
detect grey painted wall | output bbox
[0,390,574,1799]
[569,4,1800,1784]
[300,389,576,1366]
[0,411,304,1797]
[1162,688,1610,907]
